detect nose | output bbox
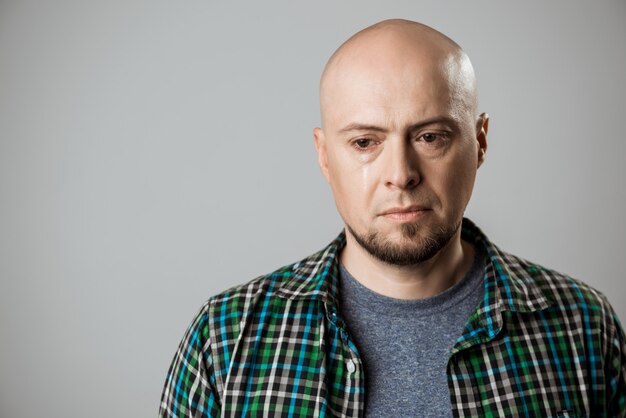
[383,137,421,190]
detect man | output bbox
[159,19,626,417]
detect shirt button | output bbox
[346,359,356,374]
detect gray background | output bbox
[1,1,625,417]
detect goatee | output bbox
[345,219,461,266]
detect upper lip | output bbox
[380,205,430,215]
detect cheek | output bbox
[326,153,353,213]
[327,151,376,214]
[439,148,478,205]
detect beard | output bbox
[345,218,461,266]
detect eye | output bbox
[421,133,441,143]
[418,132,450,145]
[352,138,376,150]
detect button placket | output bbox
[325,304,362,377]
[346,358,356,374]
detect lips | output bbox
[379,205,430,222]
[380,205,430,215]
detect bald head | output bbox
[320,19,478,130]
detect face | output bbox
[315,54,488,265]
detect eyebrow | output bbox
[337,116,458,134]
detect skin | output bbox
[313,19,489,299]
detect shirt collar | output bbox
[276,218,554,321]
[275,230,344,308]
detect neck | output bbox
[339,228,475,300]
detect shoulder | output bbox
[459,216,626,418]
[499,250,626,409]
[203,264,292,323]
[496,248,623,341]
[203,232,345,321]
[504,248,612,310]
[462,217,617,327]
[463,214,623,346]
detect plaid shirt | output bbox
[159,218,626,417]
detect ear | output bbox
[475,112,489,168]
[313,127,331,183]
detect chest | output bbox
[214,301,601,417]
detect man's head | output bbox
[314,19,488,266]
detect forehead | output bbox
[324,58,460,131]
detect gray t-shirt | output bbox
[338,244,486,417]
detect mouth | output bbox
[380,206,431,222]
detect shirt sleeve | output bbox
[606,306,626,417]
[159,302,221,418]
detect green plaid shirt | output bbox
[159,218,626,417]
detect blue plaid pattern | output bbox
[160,218,626,417]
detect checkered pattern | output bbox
[159,218,626,417]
